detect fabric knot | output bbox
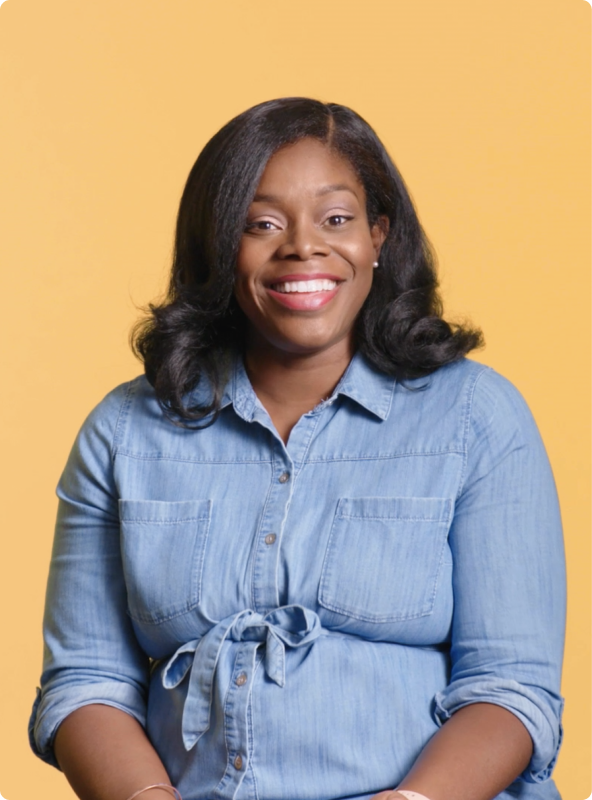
[161,605,322,751]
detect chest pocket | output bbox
[318,496,452,623]
[119,499,211,625]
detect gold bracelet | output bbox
[125,784,182,800]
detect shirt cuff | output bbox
[29,682,147,769]
[433,678,564,783]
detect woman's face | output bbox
[234,137,386,359]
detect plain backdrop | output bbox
[0,0,589,797]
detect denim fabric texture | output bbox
[29,353,566,800]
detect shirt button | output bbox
[234,754,243,770]
[278,471,290,483]
[264,533,277,545]
[235,672,248,686]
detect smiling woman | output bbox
[233,138,388,440]
[236,139,382,335]
[29,98,566,800]
[129,99,481,429]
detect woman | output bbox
[29,98,566,800]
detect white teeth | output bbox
[273,279,337,293]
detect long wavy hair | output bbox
[132,97,483,425]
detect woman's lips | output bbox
[265,272,343,310]
[267,284,340,310]
[269,272,342,284]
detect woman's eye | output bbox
[326,215,351,227]
[245,220,278,232]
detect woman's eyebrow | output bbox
[251,193,281,204]
[251,184,358,204]
[315,183,358,197]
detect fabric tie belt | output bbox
[161,605,323,751]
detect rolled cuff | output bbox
[29,681,147,769]
[433,678,564,783]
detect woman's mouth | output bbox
[266,276,341,310]
[273,279,337,293]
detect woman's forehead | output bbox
[253,138,364,202]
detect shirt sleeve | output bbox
[29,381,150,769]
[433,367,566,784]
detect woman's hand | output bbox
[370,793,408,800]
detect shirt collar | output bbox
[221,350,395,422]
[333,352,395,420]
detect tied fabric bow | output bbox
[161,605,323,751]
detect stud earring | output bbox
[372,261,379,269]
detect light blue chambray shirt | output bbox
[30,352,566,800]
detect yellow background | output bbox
[0,0,589,797]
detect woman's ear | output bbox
[371,215,389,256]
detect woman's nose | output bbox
[276,221,331,260]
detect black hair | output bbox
[132,97,483,424]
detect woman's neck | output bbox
[243,336,354,443]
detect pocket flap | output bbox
[119,499,211,523]
[336,496,452,523]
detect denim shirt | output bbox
[29,353,566,800]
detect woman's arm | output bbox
[29,384,159,786]
[377,369,565,799]
[54,704,174,800]
[372,702,532,800]
[54,704,529,800]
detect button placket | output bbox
[250,456,294,613]
[213,643,260,800]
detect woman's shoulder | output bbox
[429,357,531,407]
[74,374,159,450]
[432,358,543,451]
[411,357,541,444]
[82,374,153,419]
